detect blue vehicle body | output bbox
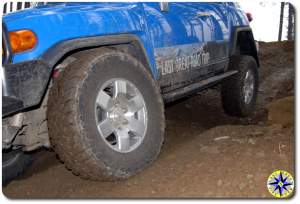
[2,2,258,117]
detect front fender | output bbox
[3,3,157,76]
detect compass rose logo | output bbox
[267,170,294,198]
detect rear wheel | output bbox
[221,55,259,117]
[47,48,165,180]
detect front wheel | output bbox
[47,48,165,181]
[221,55,259,117]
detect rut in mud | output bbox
[3,41,295,198]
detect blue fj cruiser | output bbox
[2,2,259,183]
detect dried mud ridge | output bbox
[3,41,295,198]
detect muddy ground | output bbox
[3,41,295,198]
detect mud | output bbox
[3,41,295,198]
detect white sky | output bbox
[239,1,289,42]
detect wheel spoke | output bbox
[243,70,255,104]
[97,118,114,138]
[114,80,127,97]
[245,92,249,102]
[245,71,249,80]
[128,95,144,113]
[96,90,112,111]
[115,128,130,151]
[128,118,146,137]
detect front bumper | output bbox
[2,60,51,118]
[2,24,51,117]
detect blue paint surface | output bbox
[3,2,249,78]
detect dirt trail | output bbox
[3,41,295,198]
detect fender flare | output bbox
[229,26,260,67]
[41,34,153,73]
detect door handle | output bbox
[196,11,211,17]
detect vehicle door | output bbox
[193,2,230,63]
[143,2,214,92]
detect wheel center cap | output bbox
[110,107,123,119]
[108,102,129,126]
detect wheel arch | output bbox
[42,34,155,77]
[230,26,260,67]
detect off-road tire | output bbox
[221,55,259,117]
[47,48,165,181]
[2,149,33,186]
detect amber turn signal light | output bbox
[9,30,37,53]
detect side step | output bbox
[163,70,238,103]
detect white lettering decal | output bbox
[157,46,211,76]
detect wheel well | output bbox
[107,42,152,73]
[234,30,260,67]
[52,41,153,77]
